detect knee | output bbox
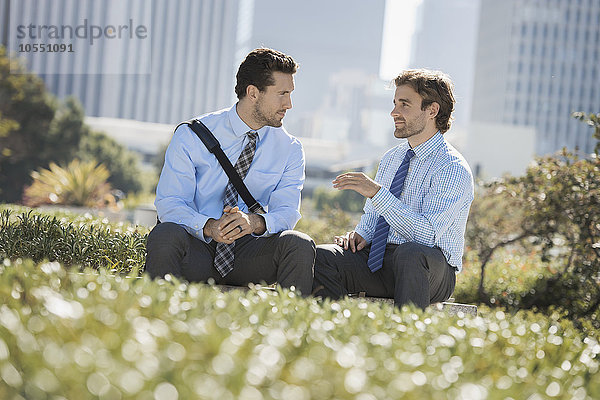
[392,242,428,269]
[279,230,316,256]
[147,222,189,249]
[315,244,338,264]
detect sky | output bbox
[380,0,422,80]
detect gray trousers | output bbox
[145,222,316,295]
[312,242,456,309]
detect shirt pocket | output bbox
[245,169,281,205]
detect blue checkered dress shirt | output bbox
[355,132,474,271]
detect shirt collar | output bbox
[411,131,444,159]
[228,103,267,140]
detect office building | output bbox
[1,0,252,124]
[410,0,480,130]
[471,0,600,155]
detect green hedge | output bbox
[0,206,560,306]
[2,205,598,337]
[1,259,598,399]
[0,208,147,273]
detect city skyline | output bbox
[2,0,598,180]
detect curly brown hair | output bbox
[394,69,456,133]
[235,48,298,99]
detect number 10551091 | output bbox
[19,43,74,52]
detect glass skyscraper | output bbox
[471,0,600,155]
[1,0,253,124]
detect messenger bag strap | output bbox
[183,119,265,214]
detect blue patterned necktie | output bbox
[366,149,415,273]
[214,131,259,277]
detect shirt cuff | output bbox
[251,213,274,238]
[189,215,211,243]
[370,186,397,216]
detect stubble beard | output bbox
[394,112,427,139]
[252,101,283,128]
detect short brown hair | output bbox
[394,69,456,133]
[235,48,298,99]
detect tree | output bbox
[48,96,144,194]
[465,182,535,301]
[466,112,600,325]
[46,97,90,165]
[78,131,143,193]
[572,111,600,154]
[0,45,56,202]
[0,46,144,201]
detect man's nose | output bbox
[283,95,292,110]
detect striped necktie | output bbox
[366,148,415,273]
[214,131,259,277]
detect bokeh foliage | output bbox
[0,258,598,399]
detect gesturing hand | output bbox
[332,172,381,198]
[334,230,367,253]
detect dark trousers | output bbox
[312,242,456,309]
[145,222,316,295]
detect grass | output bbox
[1,259,599,399]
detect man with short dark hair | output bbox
[313,69,474,309]
[146,48,315,295]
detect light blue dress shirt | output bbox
[155,104,305,243]
[355,132,474,271]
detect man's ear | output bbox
[428,102,440,119]
[246,85,260,101]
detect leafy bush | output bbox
[78,130,143,194]
[0,209,147,273]
[296,205,357,245]
[0,46,56,203]
[465,151,600,325]
[49,96,145,194]
[312,186,367,213]
[1,259,598,399]
[22,159,114,208]
[454,248,556,308]
[0,47,144,202]
[0,203,357,276]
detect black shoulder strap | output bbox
[181,119,265,214]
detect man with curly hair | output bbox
[313,69,474,309]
